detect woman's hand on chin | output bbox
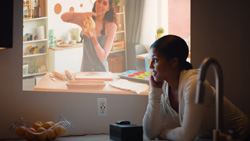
[149,75,163,88]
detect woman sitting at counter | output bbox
[143,35,250,140]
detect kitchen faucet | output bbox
[195,57,226,141]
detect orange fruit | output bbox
[33,121,43,130]
[36,126,46,133]
[42,122,53,129]
[24,127,36,141]
[53,125,66,137]
[46,121,55,126]
[46,129,57,140]
[36,127,47,141]
[34,121,43,125]
[16,126,26,137]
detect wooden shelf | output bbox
[116,30,125,34]
[23,39,48,44]
[117,12,124,15]
[23,53,47,58]
[110,49,125,54]
[23,72,46,78]
[23,0,48,78]
[23,17,48,22]
[111,6,127,71]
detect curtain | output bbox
[140,0,168,49]
[125,0,145,70]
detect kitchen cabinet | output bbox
[48,45,83,73]
[23,0,48,78]
[23,77,36,91]
[109,6,127,72]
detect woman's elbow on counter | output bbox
[144,131,159,140]
[143,126,160,140]
[143,118,161,139]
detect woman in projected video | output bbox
[143,35,250,140]
[61,0,118,72]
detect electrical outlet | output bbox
[97,98,107,117]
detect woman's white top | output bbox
[143,69,249,141]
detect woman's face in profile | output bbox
[150,48,175,82]
[95,0,110,16]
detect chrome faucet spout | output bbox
[195,57,224,141]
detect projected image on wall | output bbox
[22,0,190,93]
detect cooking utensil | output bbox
[49,74,56,81]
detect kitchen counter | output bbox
[34,72,149,95]
[55,135,212,141]
[55,134,163,141]
[49,43,83,51]
[4,134,213,141]
[4,134,164,141]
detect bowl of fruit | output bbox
[10,115,74,141]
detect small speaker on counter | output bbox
[110,120,143,141]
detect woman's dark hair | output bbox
[92,0,119,26]
[150,35,193,70]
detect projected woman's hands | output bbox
[82,13,96,38]
[81,12,96,20]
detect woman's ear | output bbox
[171,57,179,68]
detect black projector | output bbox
[110,120,143,141]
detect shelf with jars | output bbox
[109,5,127,72]
[23,0,46,19]
[23,0,48,78]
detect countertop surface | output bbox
[4,134,164,141]
[34,72,149,95]
[4,134,213,141]
[49,43,83,51]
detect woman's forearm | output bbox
[61,12,77,22]
[143,88,163,139]
[143,102,162,139]
[61,12,84,27]
[92,23,117,62]
[91,36,108,62]
[61,12,94,27]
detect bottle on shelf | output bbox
[34,0,41,18]
[23,6,29,18]
[32,8,35,18]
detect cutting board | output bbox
[66,80,106,89]
[57,44,75,47]
[56,43,82,47]
[75,72,113,81]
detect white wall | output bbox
[47,0,93,40]
[140,0,168,49]
[191,0,250,118]
[0,1,148,139]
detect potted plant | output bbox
[156,27,165,39]
[114,0,121,5]
[114,0,121,12]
